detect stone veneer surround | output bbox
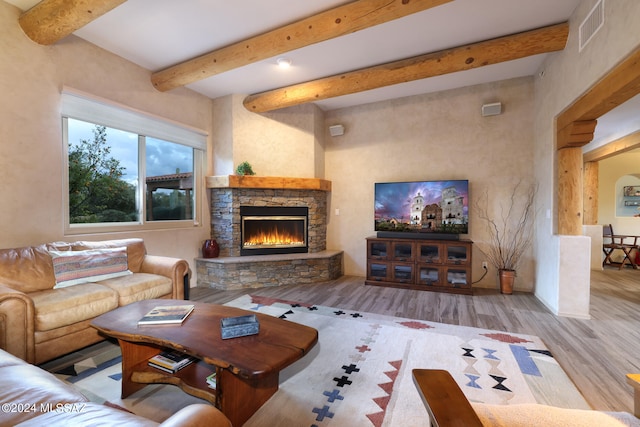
[209,188,328,257]
[198,179,342,290]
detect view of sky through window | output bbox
[67,118,195,224]
[68,118,193,184]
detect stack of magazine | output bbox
[148,350,196,373]
[206,372,217,389]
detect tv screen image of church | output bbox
[374,180,469,234]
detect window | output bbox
[145,136,195,221]
[67,119,139,224]
[62,88,207,233]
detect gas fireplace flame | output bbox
[244,228,304,247]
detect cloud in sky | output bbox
[146,137,193,177]
[67,118,193,183]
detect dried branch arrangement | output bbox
[475,182,537,271]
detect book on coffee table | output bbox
[137,304,195,325]
[148,350,196,373]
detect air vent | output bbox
[579,0,604,52]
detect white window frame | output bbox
[61,87,207,235]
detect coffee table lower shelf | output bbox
[119,340,218,405]
[131,361,218,406]
[119,339,280,426]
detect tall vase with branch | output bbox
[475,181,537,294]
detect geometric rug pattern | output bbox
[228,295,590,426]
[51,295,590,426]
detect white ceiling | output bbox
[7,0,638,147]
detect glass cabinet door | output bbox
[392,242,414,261]
[368,262,389,281]
[368,241,389,259]
[446,268,468,286]
[392,263,414,283]
[418,266,440,285]
[446,245,468,265]
[418,243,441,264]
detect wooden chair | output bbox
[602,224,639,269]
[412,369,482,427]
[412,369,640,426]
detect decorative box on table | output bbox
[220,314,259,339]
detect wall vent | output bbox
[579,0,604,52]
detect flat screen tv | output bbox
[374,180,469,235]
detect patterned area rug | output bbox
[230,295,589,426]
[50,295,589,426]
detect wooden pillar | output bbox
[558,147,583,235]
[555,47,640,234]
[583,161,599,225]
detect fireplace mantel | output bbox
[206,175,331,192]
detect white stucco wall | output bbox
[324,77,536,291]
[212,95,325,178]
[584,224,603,270]
[0,2,213,283]
[533,0,640,316]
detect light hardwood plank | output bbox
[190,267,640,414]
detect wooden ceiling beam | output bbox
[19,0,126,45]
[244,22,569,112]
[556,48,640,149]
[151,0,452,92]
[583,129,640,162]
[557,119,598,148]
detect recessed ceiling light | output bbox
[277,58,292,69]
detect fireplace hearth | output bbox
[240,206,308,255]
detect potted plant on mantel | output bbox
[235,161,256,176]
[475,181,537,294]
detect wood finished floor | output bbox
[190,267,640,414]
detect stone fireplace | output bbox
[196,176,343,289]
[208,184,327,257]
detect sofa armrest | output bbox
[140,255,190,300]
[0,284,36,363]
[627,374,640,418]
[159,403,232,427]
[412,369,483,427]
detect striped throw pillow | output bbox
[50,247,132,288]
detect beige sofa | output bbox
[0,348,231,427]
[0,238,189,364]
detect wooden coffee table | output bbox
[91,299,318,426]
